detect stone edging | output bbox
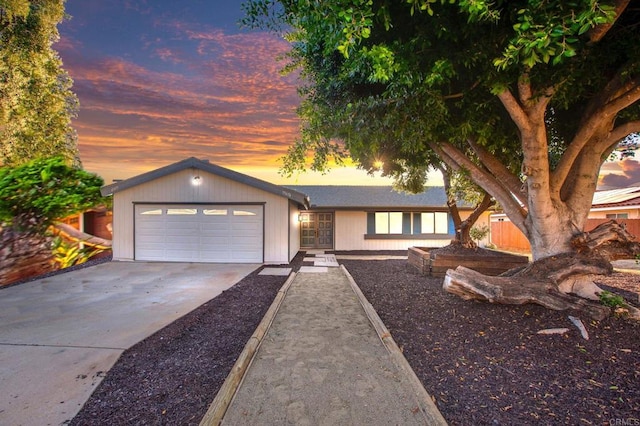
[199,272,297,426]
[340,264,449,426]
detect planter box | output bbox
[408,246,529,277]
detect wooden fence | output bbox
[490,218,640,253]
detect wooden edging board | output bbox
[340,265,449,426]
[199,272,297,426]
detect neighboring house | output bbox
[588,186,640,219]
[490,186,640,252]
[60,208,113,241]
[101,157,486,264]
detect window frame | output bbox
[366,211,451,239]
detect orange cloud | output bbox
[599,157,640,189]
[58,27,302,184]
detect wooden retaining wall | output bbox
[408,246,529,277]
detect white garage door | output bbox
[134,204,263,263]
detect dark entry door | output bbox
[300,212,333,249]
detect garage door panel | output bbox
[200,223,232,234]
[199,249,232,262]
[135,204,263,263]
[164,250,200,262]
[232,250,262,261]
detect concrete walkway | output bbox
[202,266,447,425]
[0,262,258,426]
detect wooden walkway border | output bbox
[199,272,297,426]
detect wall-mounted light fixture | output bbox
[298,213,304,222]
[192,175,202,186]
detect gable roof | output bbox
[285,185,460,209]
[101,157,310,208]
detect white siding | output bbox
[111,169,291,263]
[289,202,301,262]
[333,211,451,251]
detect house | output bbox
[60,207,113,241]
[101,157,483,264]
[588,186,640,219]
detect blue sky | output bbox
[57,0,397,185]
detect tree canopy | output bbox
[0,156,104,234]
[0,0,79,166]
[244,0,640,261]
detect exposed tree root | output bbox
[572,220,640,260]
[444,220,640,320]
[443,265,612,320]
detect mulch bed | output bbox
[69,255,639,425]
[344,260,640,425]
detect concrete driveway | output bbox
[0,261,259,426]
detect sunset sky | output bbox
[56,0,397,186]
[56,0,633,189]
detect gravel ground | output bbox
[68,253,639,425]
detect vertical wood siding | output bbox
[490,215,640,253]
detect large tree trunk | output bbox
[444,221,640,320]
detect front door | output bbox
[300,212,333,249]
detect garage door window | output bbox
[167,208,197,215]
[233,210,257,216]
[140,208,162,215]
[203,209,228,215]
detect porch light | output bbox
[192,175,202,186]
[298,213,304,222]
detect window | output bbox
[421,212,449,234]
[167,208,197,215]
[367,211,450,236]
[606,213,628,219]
[203,209,228,216]
[233,210,257,216]
[374,212,403,234]
[140,209,162,215]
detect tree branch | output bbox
[464,193,494,229]
[552,76,640,192]
[517,72,533,107]
[433,142,528,234]
[588,0,630,44]
[596,120,640,153]
[467,137,528,204]
[496,89,530,132]
[604,78,640,115]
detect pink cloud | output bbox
[599,158,640,188]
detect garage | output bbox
[135,204,264,263]
[101,157,309,264]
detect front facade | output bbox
[101,158,308,264]
[102,158,485,264]
[287,186,485,251]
